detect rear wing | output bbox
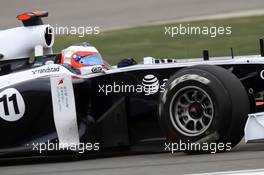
[17,11,48,26]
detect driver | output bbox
[60,43,107,75]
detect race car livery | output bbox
[0,11,264,157]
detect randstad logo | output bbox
[98,74,168,95]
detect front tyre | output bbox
[159,65,250,153]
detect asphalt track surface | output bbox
[2,0,264,174]
[1,0,264,30]
[1,141,264,175]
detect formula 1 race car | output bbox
[0,11,263,157]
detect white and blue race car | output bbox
[0,11,263,157]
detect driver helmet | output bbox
[61,43,104,74]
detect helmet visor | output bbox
[74,53,103,66]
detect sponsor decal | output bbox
[169,74,210,91]
[32,66,60,75]
[0,88,25,122]
[98,74,168,95]
[50,75,79,146]
[91,66,102,73]
[58,78,64,86]
[142,74,160,95]
[162,74,210,103]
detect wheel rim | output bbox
[169,86,214,137]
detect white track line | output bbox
[186,168,264,175]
